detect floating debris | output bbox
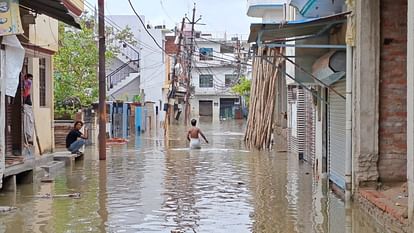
[0,206,17,213]
[107,138,128,145]
[32,193,81,199]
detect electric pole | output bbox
[164,18,185,136]
[184,4,201,125]
[98,0,106,160]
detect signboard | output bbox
[0,0,23,36]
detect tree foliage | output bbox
[54,15,136,119]
[231,76,251,103]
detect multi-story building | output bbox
[189,36,247,122]
[107,15,170,129]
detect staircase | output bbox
[106,39,141,99]
[108,72,140,97]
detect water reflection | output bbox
[0,121,394,233]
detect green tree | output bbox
[231,76,251,106]
[54,15,136,119]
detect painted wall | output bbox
[28,55,54,154]
[192,66,238,96]
[29,15,59,52]
[25,15,59,154]
[112,77,141,101]
[190,95,220,122]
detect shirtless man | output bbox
[187,119,208,149]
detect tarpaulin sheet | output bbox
[3,35,24,97]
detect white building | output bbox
[189,37,246,122]
[107,15,170,122]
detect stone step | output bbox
[53,151,84,166]
[40,161,65,174]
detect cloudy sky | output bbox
[89,0,260,39]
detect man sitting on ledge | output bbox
[66,121,88,155]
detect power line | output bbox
[127,0,172,56]
[83,0,161,54]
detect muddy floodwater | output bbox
[0,120,390,232]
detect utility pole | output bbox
[98,0,106,160]
[164,18,185,136]
[184,4,201,125]
[236,38,241,79]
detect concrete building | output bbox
[0,1,83,189]
[189,36,247,122]
[107,15,170,123]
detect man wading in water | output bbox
[187,119,208,149]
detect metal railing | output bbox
[106,30,141,90]
[107,59,139,90]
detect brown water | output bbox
[0,120,389,232]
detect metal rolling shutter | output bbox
[199,101,213,116]
[328,79,346,189]
[297,88,306,157]
[5,96,13,156]
[287,88,297,154]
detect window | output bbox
[199,48,213,60]
[199,74,213,88]
[39,58,46,107]
[225,74,237,87]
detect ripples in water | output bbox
[0,121,392,233]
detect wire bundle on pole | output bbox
[244,47,282,150]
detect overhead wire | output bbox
[83,0,161,54]
[127,0,173,57]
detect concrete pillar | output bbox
[18,170,34,184]
[353,0,380,187]
[407,0,414,223]
[2,175,16,192]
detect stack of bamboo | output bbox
[245,47,282,150]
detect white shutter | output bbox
[328,79,346,189]
[297,88,306,156]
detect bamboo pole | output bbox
[245,47,283,150]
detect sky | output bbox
[89,0,260,40]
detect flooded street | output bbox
[0,121,388,232]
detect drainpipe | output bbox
[345,44,353,202]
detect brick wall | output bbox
[379,0,408,182]
[165,36,178,54]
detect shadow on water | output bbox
[0,120,393,232]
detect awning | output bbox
[319,71,345,86]
[20,0,81,29]
[248,11,350,43]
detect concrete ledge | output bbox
[53,151,84,166]
[356,191,408,232]
[4,158,35,178]
[40,161,65,174]
[35,154,55,167]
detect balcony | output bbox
[247,0,288,23]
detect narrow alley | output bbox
[0,121,392,233]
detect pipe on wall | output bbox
[345,44,353,202]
